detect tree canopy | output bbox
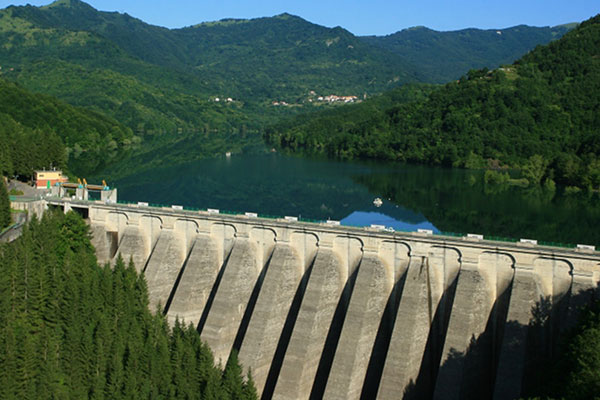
[0,210,257,399]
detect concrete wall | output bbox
[10,199,46,220]
[55,200,600,400]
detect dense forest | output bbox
[0,210,257,399]
[0,179,9,229]
[361,24,573,83]
[0,0,571,138]
[266,14,600,190]
[0,78,134,178]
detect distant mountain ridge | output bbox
[6,1,418,98]
[362,23,573,83]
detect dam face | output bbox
[62,200,600,399]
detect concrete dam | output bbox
[49,199,600,399]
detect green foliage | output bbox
[268,14,600,190]
[362,24,572,83]
[0,1,417,134]
[484,169,510,185]
[0,210,256,398]
[521,155,549,186]
[0,77,133,178]
[562,303,600,400]
[0,0,579,179]
[464,151,487,169]
[0,179,10,229]
[525,299,600,400]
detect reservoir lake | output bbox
[111,153,600,247]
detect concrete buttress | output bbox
[90,224,112,265]
[143,229,189,312]
[113,225,150,272]
[166,234,221,326]
[377,246,460,400]
[200,237,258,366]
[433,249,494,400]
[324,251,392,400]
[492,265,539,400]
[272,247,344,400]
[237,242,306,396]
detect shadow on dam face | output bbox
[196,248,233,337]
[425,287,595,400]
[394,270,462,400]
[261,256,316,400]
[359,266,408,399]
[309,265,360,400]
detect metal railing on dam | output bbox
[44,197,600,399]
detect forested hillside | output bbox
[0,0,574,138]
[0,210,257,399]
[0,78,133,178]
[0,0,415,134]
[0,0,585,181]
[266,14,600,190]
[362,24,572,83]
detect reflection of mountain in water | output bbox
[111,153,600,246]
[353,167,600,246]
[113,154,430,224]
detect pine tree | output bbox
[0,210,258,399]
[222,350,245,399]
[0,178,11,229]
[243,370,259,400]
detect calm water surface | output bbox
[111,153,600,246]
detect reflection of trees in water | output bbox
[353,168,600,246]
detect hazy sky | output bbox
[1,0,598,35]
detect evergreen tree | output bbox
[243,370,259,400]
[0,178,10,229]
[0,210,256,399]
[222,350,245,400]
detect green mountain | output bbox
[362,24,573,83]
[0,0,585,180]
[0,0,572,137]
[0,78,133,178]
[0,0,417,130]
[266,14,600,190]
[0,5,258,135]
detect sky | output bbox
[0,0,598,36]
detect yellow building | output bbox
[34,170,68,189]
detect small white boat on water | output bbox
[373,197,383,207]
